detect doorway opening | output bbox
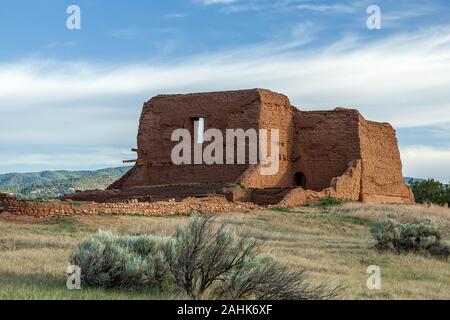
[294,172,307,188]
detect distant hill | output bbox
[404,177,424,185]
[0,167,420,199]
[0,166,132,199]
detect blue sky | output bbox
[0,0,450,181]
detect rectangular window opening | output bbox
[193,117,204,144]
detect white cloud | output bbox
[1,26,450,176]
[295,4,358,14]
[1,27,449,125]
[0,148,133,173]
[195,0,238,5]
[381,5,437,27]
[213,0,371,14]
[164,13,188,19]
[401,146,450,182]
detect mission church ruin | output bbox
[63,88,414,206]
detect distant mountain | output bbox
[404,177,424,185]
[0,167,132,186]
[0,168,422,199]
[0,166,132,199]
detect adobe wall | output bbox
[293,109,362,192]
[114,89,265,189]
[238,90,296,188]
[358,117,414,204]
[97,89,414,206]
[114,88,299,190]
[278,159,362,207]
[0,193,12,212]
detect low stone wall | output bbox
[0,193,256,218]
[63,183,229,203]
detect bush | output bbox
[410,179,450,205]
[70,231,171,289]
[396,220,441,252]
[370,219,398,250]
[163,216,261,299]
[370,219,449,258]
[318,198,344,207]
[214,255,343,300]
[71,216,343,300]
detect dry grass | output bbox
[330,202,450,227]
[0,203,449,300]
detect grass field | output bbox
[0,203,449,300]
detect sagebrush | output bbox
[370,218,449,258]
[71,215,343,300]
[70,231,171,289]
[318,198,344,207]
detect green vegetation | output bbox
[410,179,450,205]
[370,219,449,258]
[71,216,342,300]
[317,197,344,207]
[71,231,170,290]
[0,166,131,199]
[1,203,449,300]
[271,207,292,213]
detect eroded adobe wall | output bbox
[293,109,362,192]
[107,88,414,206]
[115,89,264,189]
[326,159,362,201]
[277,159,362,207]
[238,90,296,188]
[0,193,12,212]
[358,117,414,204]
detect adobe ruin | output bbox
[64,88,414,206]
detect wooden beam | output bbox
[131,148,138,152]
[123,159,137,164]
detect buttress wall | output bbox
[358,117,414,204]
[238,90,296,188]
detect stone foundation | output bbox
[0,193,256,219]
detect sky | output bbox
[0,0,449,181]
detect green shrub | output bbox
[370,219,398,250]
[410,179,450,205]
[428,242,450,258]
[70,231,171,289]
[396,220,441,252]
[214,255,343,300]
[71,216,343,300]
[370,219,449,258]
[318,198,344,207]
[163,215,263,299]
